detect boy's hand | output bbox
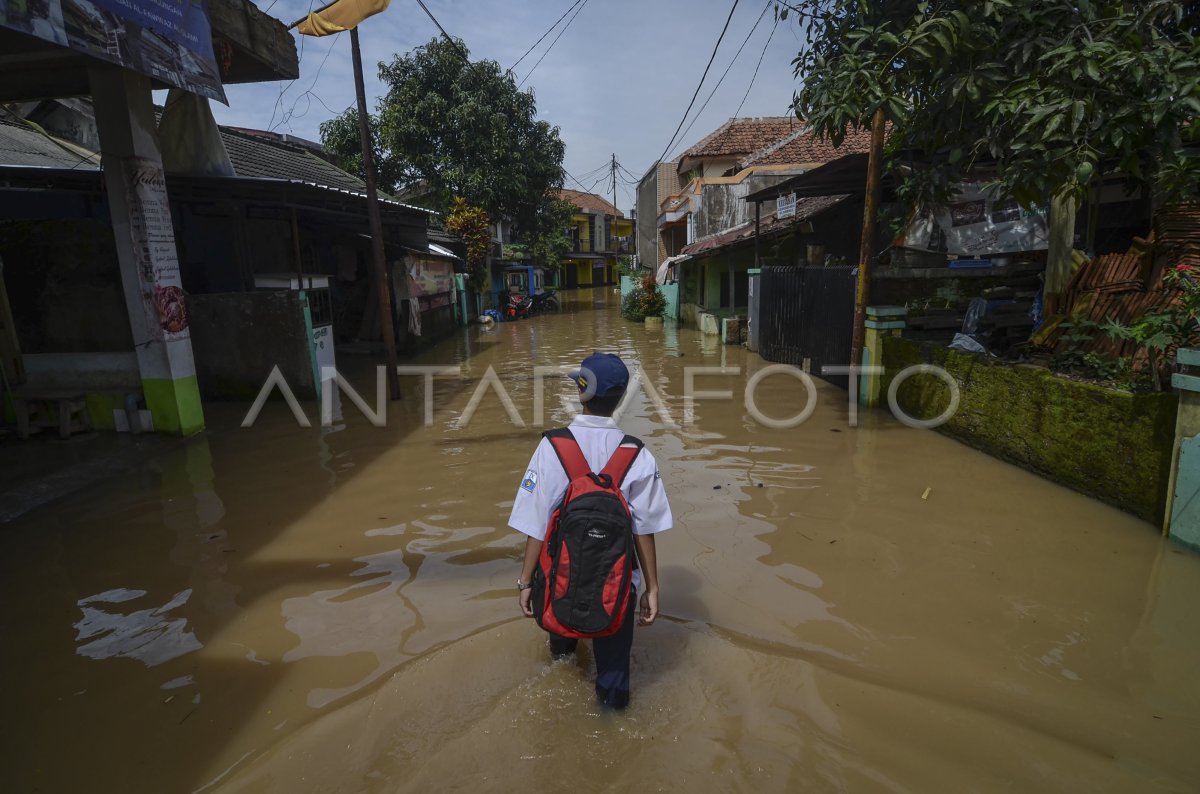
[638,589,659,626]
[519,588,534,617]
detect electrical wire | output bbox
[508,0,584,75]
[734,9,780,118]
[413,0,474,64]
[673,0,772,154]
[654,0,741,166]
[273,30,342,132]
[517,0,589,89]
[267,0,316,132]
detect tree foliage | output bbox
[444,197,491,286]
[376,38,566,230]
[318,108,410,195]
[525,197,575,270]
[789,0,1200,208]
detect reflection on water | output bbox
[3,287,1200,793]
[75,588,202,667]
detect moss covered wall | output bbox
[882,336,1178,523]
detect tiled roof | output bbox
[739,125,879,169]
[560,188,623,218]
[220,128,368,193]
[681,194,851,257]
[679,117,802,160]
[0,117,99,170]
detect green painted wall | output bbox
[882,336,1178,523]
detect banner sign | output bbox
[904,182,1048,255]
[1,0,227,103]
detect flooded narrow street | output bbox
[4,288,1200,793]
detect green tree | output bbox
[525,196,575,271]
[375,38,566,232]
[318,107,410,195]
[789,0,1200,210]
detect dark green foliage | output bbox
[790,0,1200,208]
[375,38,566,231]
[318,108,410,195]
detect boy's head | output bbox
[570,352,629,417]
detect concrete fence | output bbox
[882,335,1179,523]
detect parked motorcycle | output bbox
[530,289,560,313]
[503,291,532,320]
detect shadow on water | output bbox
[0,288,626,792]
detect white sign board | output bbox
[777,193,797,220]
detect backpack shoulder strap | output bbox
[542,428,590,481]
[600,435,645,488]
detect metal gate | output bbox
[759,265,856,386]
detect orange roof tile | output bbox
[559,188,623,218]
[738,125,881,168]
[679,117,802,160]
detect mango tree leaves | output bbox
[790,0,1200,209]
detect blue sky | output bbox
[214,1,808,212]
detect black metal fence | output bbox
[759,264,856,388]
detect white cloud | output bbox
[216,0,806,213]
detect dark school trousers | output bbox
[547,591,637,709]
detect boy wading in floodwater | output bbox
[509,353,673,709]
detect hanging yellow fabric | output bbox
[296,0,390,36]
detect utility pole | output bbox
[291,4,401,401]
[351,27,401,400]
[849,108,887,370]
[611,153,618,216]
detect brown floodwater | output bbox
[3,287,1200,793]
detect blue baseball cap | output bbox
[569,352,629,401]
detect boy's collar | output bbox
[570,414,619,428]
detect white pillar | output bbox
[89,66,204,435]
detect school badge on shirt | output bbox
[521,470,538,493]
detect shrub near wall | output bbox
[882,336,1178,523]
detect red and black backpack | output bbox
[530,428,643,639]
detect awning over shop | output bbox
[657,254,690,284]
[743,153,896,203]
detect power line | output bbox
[673,0,772,155]
[273,29,342,132]
[267,0,317,132]
[734,10,780,117]
[509,0,584,74]
[518,0,589,89]
[413,0,474,65]
[654,0,741,166]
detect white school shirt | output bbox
[509,415,672,590]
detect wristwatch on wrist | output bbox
[516,579,533,591]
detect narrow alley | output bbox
[3,290,1198,793]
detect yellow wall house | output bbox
[558,189,630,287]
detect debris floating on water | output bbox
[921,487,932,501]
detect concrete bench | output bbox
[12,353,141,439]
[14,391,91,440]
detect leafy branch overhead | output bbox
[790,0,1200,208]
